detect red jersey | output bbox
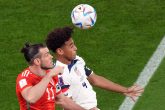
[16,68,61,110]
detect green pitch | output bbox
[0,0,165,110]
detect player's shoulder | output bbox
[17,68,32,80]
[75,55,87,66]
[75,55,85,63]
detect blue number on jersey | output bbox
[82,82,87,88]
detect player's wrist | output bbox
[47,69,60,78]
[122,87,129,94]
[46,72,54,79]
[122,88,130,97]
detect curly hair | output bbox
[45,26,74,53]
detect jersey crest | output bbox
[19,79,27,88]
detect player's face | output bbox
[38,47,54,70]
[61,38,77,61]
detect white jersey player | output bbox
[45,26,144,110]
[56,56,97,109]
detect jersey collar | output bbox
[56,59,78,72]
[55,60,68,68]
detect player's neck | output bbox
[29,65,46,77]
[56,56,71,65]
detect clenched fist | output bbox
[48,66,64,77]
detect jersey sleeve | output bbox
[58,75,72,97]
[16,71,33,92]
[76,56,93,77]
[53,76,62,95]
[84,65,93,76]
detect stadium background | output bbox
[0,0,165,110]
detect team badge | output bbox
[19,79,27,88]
[56,84,61,93]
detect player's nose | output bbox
[50,54,53,59]
[74,45,77,51]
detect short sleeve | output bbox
[76,56,93,77]
[58,75,72,97]
[84,65,93,77]
[52,76,62,95]
[16,72,33,92]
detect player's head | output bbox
[45,26,77,62]
[21,43,54,70]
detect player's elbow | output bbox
[26,96,38,104]
[21,87,39,103]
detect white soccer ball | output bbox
[71,4,97,29]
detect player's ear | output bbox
[33,58,41,65]
[56,48,64,55]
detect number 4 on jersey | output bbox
[82,82,87,88]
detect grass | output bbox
[0,0,165,110]
[134,58,165,110]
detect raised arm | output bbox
[21,66,63,103]
[88,73,143,101]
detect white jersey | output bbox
[55,56,97,109]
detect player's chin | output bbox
[51,63,54,68]
[72,53,76,59]
[48,65,54,69]
[71,56,76,60]
[48,62,54,69]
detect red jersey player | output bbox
[16,43,84,110]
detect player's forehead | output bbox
[64,38,74,46]
[39,47,49,55]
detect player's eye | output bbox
[70,44,74,48]
[69,43,73,48]
[45,53,49,57]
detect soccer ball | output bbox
[71,4,97,29]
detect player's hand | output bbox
[124,85,144,102]
[48,66,64,77]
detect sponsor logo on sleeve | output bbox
[19,79,27,88]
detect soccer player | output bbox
[16,43,85,110]
[45,27,143,110]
